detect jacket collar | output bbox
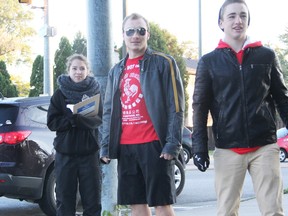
[120,48,153,69]
[217,36,262,51]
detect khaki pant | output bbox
[213,144,284,216]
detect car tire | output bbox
[38,168,56,216]
[183,147,191,164]
[175,159,185,196]
[279,148,287,162]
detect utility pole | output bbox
[198,0,202,58]
[19,0,54,96]
[43,0,53,96]
[122,0,127,57]
[86,0,117,214]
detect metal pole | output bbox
[43,0,53,96]
[87,0,117,214]
[122,0,127,57]
[198,0,202,58]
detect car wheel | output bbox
[38,168,57,216]
[183,147,191,164]
[279,148,287,162]
[175,159,185,196]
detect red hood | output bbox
[217,37,262,50]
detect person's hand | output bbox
[193,152,210,172]
[160,153,174,160]
[100,157,111,164]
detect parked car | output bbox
[277,127,288,162]
[0,96,186,215]
[0,96,56,215]
[182,126,192,164]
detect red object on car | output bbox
[277,127,288,162]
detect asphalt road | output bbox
[0,160,287,216]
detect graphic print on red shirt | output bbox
[119,56,159,144]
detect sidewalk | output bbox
[173,194,288,215]
[173,159,288,215]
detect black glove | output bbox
[193,152,210,172]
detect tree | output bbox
[0,0,35,64]
[277,27,288,83]
[148,23,170,54]
[29,55,44,97]
[53,37,73,90]
[72,31,87,56]
[180,41,198,59]
[29,34,86,95]
[265,27,288,128]
[276,48,288,83]
[0,61,18,97]
[10,74,30,97]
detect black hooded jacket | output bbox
[47,88,102,155]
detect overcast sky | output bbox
[28,0,288,56]
[15,0,287,82]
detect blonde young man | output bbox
[100,13,184,216]
[192,0,286,215]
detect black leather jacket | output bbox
[192,46,288,153]
[100,48,185,159]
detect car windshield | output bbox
[276,127,288,139]
[22,104,49,126]
[0,105,18,127]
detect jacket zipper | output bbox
[239,63,250,147]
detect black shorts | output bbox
[117,141,176,207]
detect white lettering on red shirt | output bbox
[119,56,159,144]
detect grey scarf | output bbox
[57,75,100,104]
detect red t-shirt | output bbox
[119,56,159,144]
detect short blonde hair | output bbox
[122,13,150,32]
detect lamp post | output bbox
[198,0,202,58]
[19,0,54,96]
[87,0,116,214]
[43,0,53,96]
[122,0,127,57]
[30,0,54,96]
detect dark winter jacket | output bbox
[192,43,288,153]
[100,48,185,159]
[47,89,102,155]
